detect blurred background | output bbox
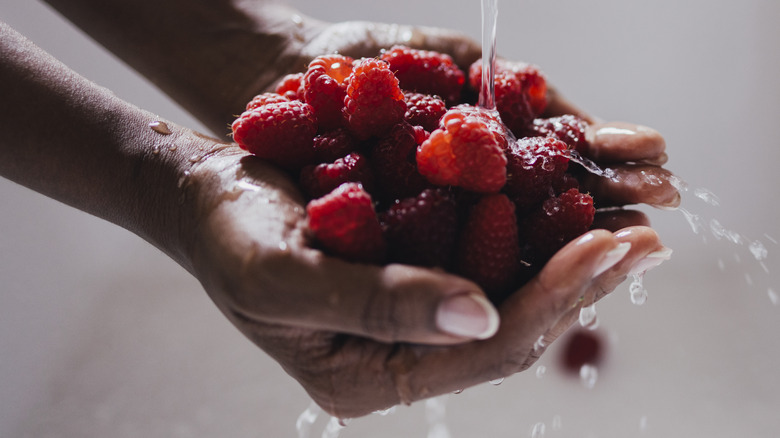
[1,0,778,436]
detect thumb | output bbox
[238,252,499,345]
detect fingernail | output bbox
[436,293,499,340]
[592,242,632,278]
[628,247,673,275]
[652,192,681,211]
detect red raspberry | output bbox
[312,128,358,162]
[521,188,595,262]
[344,58,407,140]
[416,108,507,193]
[231,101,317,170]
[306,182,385,263]
[370,122,431,202]
[442,104,508,149]
[527,115,589,154]
[469,59,548,135]
[275,72,305,101]
[404,92,446,132]
[457,194,521,297]
[504,136,570,211]
[245,92,288,111]
[380,188,458,268]
[304,54,354,131]
[299,152,375,199]
[381,45,465,105]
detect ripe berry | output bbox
[469,59,548,135]
[521,188,595,262]
[304,54,354,131]
[504,136,570,212]
[380,188,459,268]
[381,45,465,105]
[370,122,431,203]
[312,128,358,162]
[404,92,447,132]
[527,115,589,154]
[416,107,507,193]
[306,182,385,263]
[344,58,407,140]
[245,92,288,111]
[275,72,305,101]
[299,152,375,199]
[231,101,317,170]
[457,194,521,298]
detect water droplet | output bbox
[535,365,547,379]
[578,304,597,328]
[749,240,768,261]
[768,288,779,305]
[694,188,720,206]
[295,402,321,438]
[278,241,288,251]
[149,120,172,135]
[530,422,546,438]
[235,180,261,192]
[452,389,464,395]
[168,144,178,152]
[373,406,397,416]
[188,154,202,163]
[680,208,704,234]
[667,174,689,192]
[567,151,619,182]
[425,396,451,438]
[533,334,546,351]
[151,145,160,155]
[579,364,598,389]
[291,14,303,26]
[552,415,563,431]
[489,377,504,386]
[321,416,348,438]
[629,273,648,305]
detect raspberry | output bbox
[380,188,458,268]
[370,122,431,202]
[504,136,570,211]
[416,107,507,193]
[469,59,548,135]
[312,128,358,162]
[245,92,288,111]
[306,182,385,263]
[521,188,595,262]
[231,101,317,170]
[275,72,305,101]
[527,115,589,154]
[404,92,446,132]
[443,104,508,149]
[344,58,407,140]
[457,194,521,297]
[381,45,465,105]
[300,152,375,199]
[303,54,354,131]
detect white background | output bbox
[1,0,779,437]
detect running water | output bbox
[478,0,498,110]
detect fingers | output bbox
[580,164,681,209]
[235,251,499,345]
[592,208,650,231]
[585,121,667,164]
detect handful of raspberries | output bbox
[231,46,596,303]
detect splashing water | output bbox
[425,396,452,438]
[629,273,648,306]
[321,417,348,438]
[578,304,598,329]
[530,422,547,438]
[296,402,322,438]
[535,365,547,379]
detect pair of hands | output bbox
[37,1,678,418]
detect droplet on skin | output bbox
[533,335,546,351]
[489,377,504,386]
[168,144,178,152]
[278,241,289,251]
[151,145,160,155]
[373,406,397,417]
[452,389,464,395]
[149,120,172,135]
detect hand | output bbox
[36,0,678,417]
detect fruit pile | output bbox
[231,46,595,303]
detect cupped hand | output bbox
[171,16,677,418]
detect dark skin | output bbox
[1,0,679,418]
